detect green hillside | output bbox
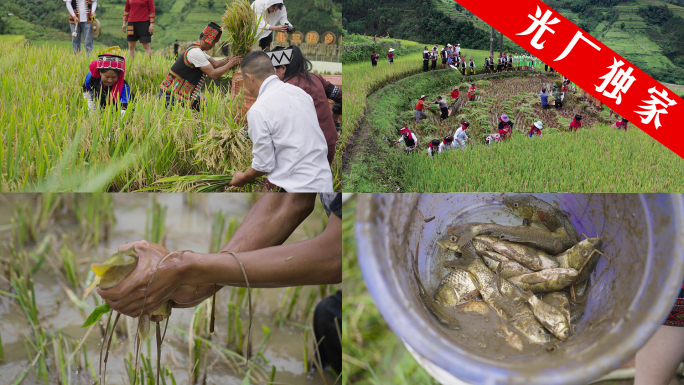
[344,0,684,84]
[544,0,684,84]
[0,0,342,50]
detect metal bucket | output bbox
[355,193,684,385]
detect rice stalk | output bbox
[222,0,263,77]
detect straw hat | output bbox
[420,95,427,100]
[534,121,543,129]
[389,48,395,52]
[91,19,101,38]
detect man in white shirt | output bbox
[252,0,293,50]
[229,50,333,192]
[65,0,97,55]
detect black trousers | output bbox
[423,60,429,72]
[440,107,449,119]
[431,60,436,70]
[313,290,342,374]
[259,32,273,50]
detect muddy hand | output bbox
[97,240,187,318]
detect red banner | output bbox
[454,0,684,159]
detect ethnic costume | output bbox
[159,22,221,111]
[82,54,131,117]
[124,0,155,43]
[665,284,684,327]
[65,0,96,54]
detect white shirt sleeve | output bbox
[247,108,276,173]
[438,143,444,153]
[65,1,76,18]
[413,134,418,145]
[92,0,97,14]
[186,48,211,68]
[278,7,290,27]
[397,136,404,143]
[253,1,271,35]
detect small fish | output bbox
[503,195,579,243]
[478,250,534,279]
[497,317,524,351]
[555,237,602,295]
[433,269,480,307]
[438,223,573,255]
[542,292,571,327]
[475,235,559,271]
[445,242,550,344]
[457,299,490,315]
[411,246,460,329]
[519,290,571,341]
[508,268,578,294]
[84,247,138,296]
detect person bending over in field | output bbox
[612,117,629,131]
[552,85,564,109]
[83,54,132,118]
[433,96,449,120]
[454,121,470,150]
[97,193,343,375]
[393,126,418,153]
[269,45,342,164]
[529,121,543,137]
[159,22,242,111]
[498,114,514,140]
[252,0,293,51]
[569,114,582,132]
[439,135,456,153]
[468,83,477,102]
[228,50,333,192]
[388,48,395,64]
[427,139,441,158]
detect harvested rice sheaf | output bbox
[222,0,262,77]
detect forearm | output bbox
[92,0,97,14]
[220,193,316,253]
[187,214,341,287]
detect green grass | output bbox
[400,127,684,191]
[342,195,439,385]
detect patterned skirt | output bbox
[664,284,684,327]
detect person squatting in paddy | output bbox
[83,54,132,117]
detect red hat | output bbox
[489,56,493,58]
[400,126,410,133]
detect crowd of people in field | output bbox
[385,57,636,157]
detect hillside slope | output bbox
[0,0,342,50]
[344,0,684,84]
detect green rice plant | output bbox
[72,194,114,246]
[145,196,167,245]
[211,211,227,254]
[0,331,4,362]
[0,41,281,192]
[60,243,80,289]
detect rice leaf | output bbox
[82,303,111,328]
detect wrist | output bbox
[177,250,201,286]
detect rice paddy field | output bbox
[0,37,343,192]
[341,195,438,385]
[0,193,338,385]
[342,36,684,192]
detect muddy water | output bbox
[0,194,337,384]
[417,196,589,358]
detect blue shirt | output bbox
[540,93,548,106]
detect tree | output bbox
[0,17,5,34]
[620,22,625,29]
